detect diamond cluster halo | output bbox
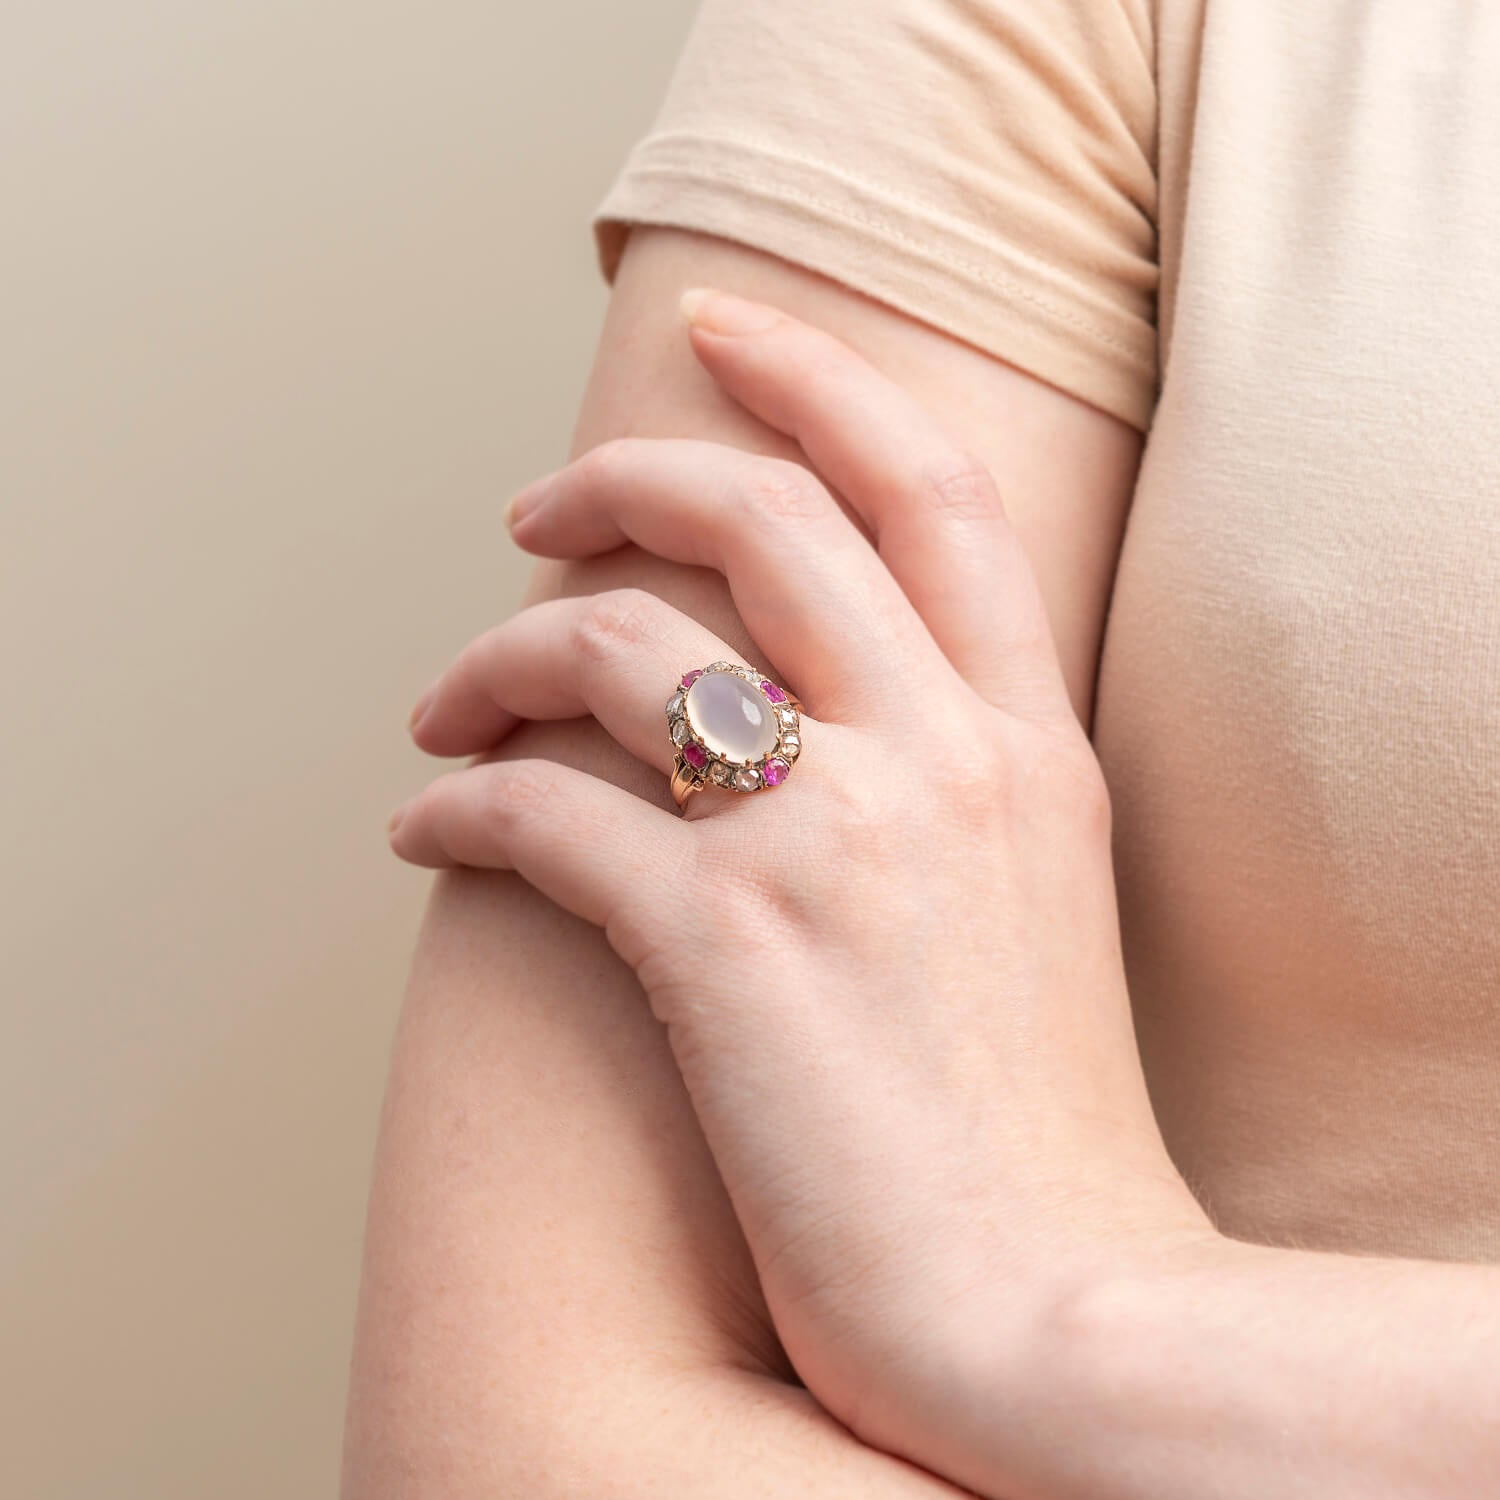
[666,662,802,803]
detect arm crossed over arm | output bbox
[339,226,1143,1497]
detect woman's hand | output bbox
[388,290,1217,1487]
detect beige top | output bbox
[594,0,1500,1263]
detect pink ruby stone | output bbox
[760,679,787,703]
[681,668,704,689]
[683,742,708,771]
[762,756,790,786]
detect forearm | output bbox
[606,1370,983,1499]
[948,1236,1500,1499]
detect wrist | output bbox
[990,1228,1250,1499]
[850,1176,1226,1500]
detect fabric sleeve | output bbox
[592,0,1160,430]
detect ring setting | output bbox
[667,662,802,808]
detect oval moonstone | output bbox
[685,671,779,763]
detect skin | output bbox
[389,279,1220,1462]
[385,286,1500,1499]
[340,225,1141,1497]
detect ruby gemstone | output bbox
[760,680,787,703]
[762,756,790,786]
[683,742,708,770]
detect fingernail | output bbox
[679,287,781,336]
[387,803,408,834]
[408,684,436,730]
[505,476,550,530]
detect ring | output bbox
[666,662,803,809]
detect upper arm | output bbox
[341,225,1142,1496]
[573,226,1142,731]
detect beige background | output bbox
[1,3,695,1493]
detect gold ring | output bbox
[666,662,803,810]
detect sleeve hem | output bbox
[591,130,1157,431]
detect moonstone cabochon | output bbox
[684,670,780,762]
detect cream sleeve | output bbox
[592,0,1159,429]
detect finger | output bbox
[389,757,690,952]
[681,288,1072,723]
[410,588,736,771]
[507,438,944,722]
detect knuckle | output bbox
[574,435,637,489]
[737,459,831,526]
[481,759,557,831]
[1014,724,1114,840]
[938,719,1112,848]
[570,586,662,664]
[919,700,1006,787]
[939,741,1016,829]
[917,450,1006,525]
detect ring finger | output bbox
[409,586,803,779]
